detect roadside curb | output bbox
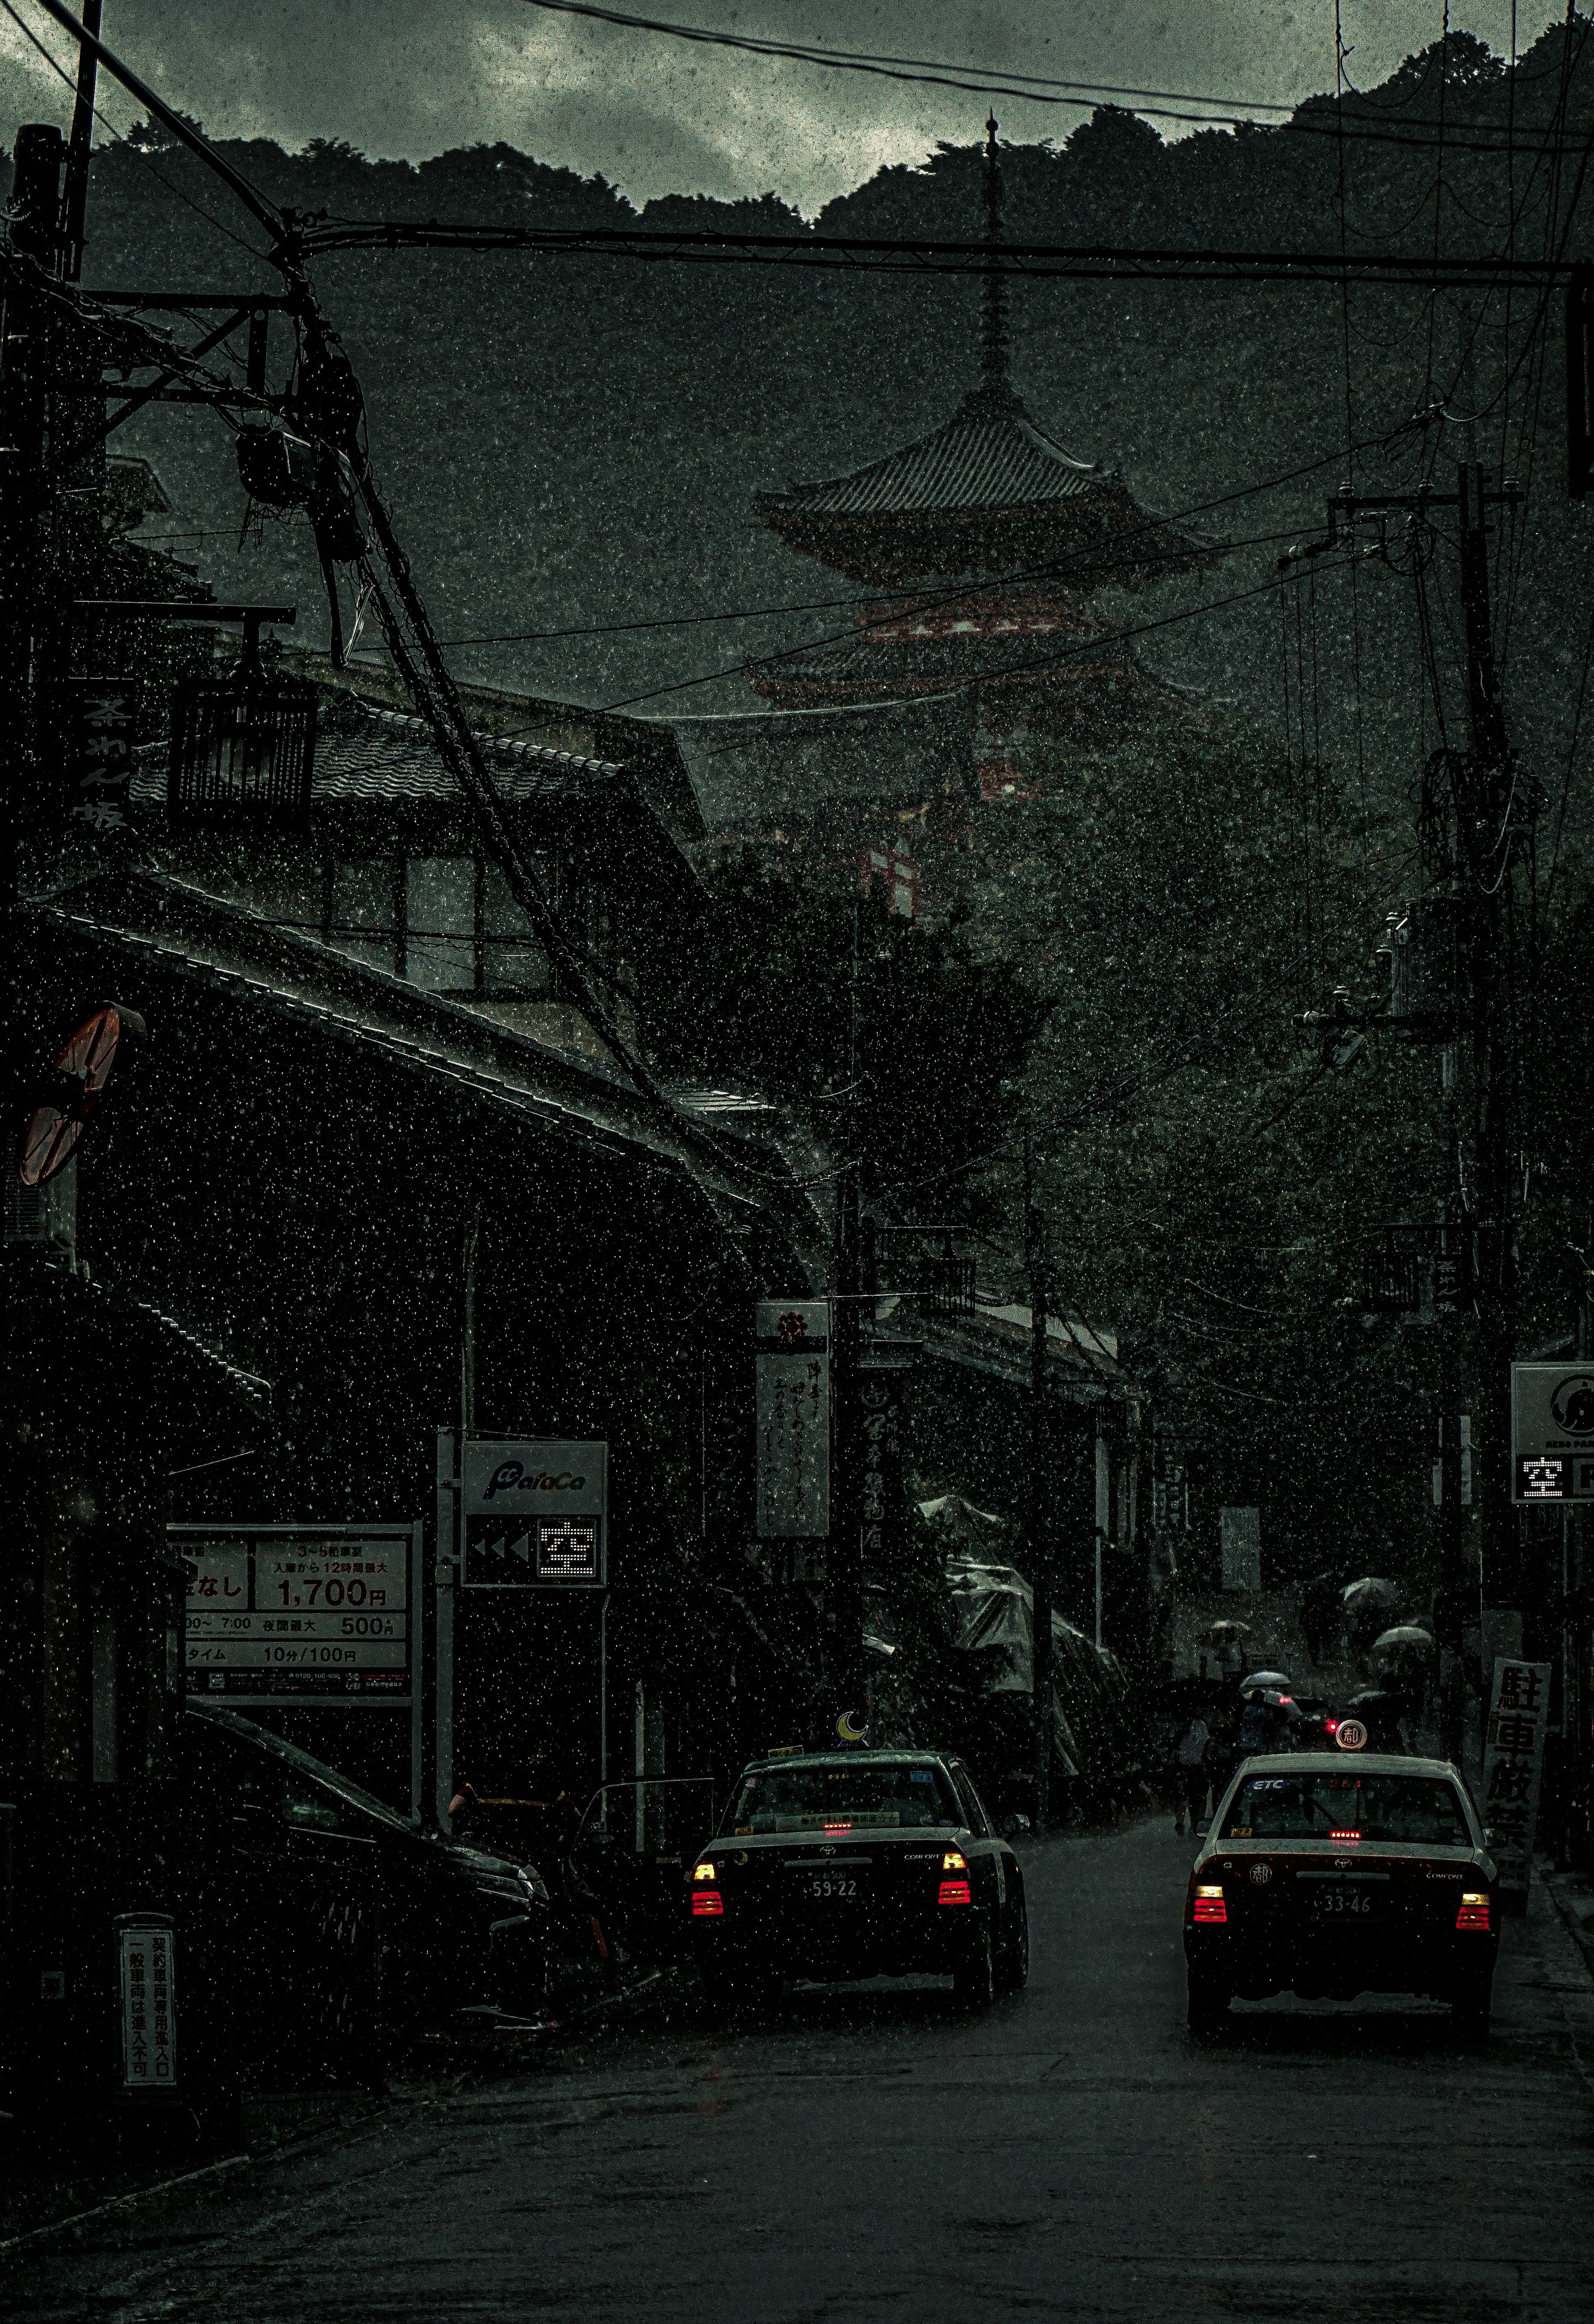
[1539,1861,1594,1986]
[0,2151,252,2264]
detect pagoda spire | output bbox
[980,113,1010,399]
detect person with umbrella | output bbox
[1170,1710,1212,1836]
[1238,1674,1301,1757]
[1300,1573,1339,1667]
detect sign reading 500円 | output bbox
[175,1524,416,1700]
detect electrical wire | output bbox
[0,0,268,260]
[503,2,1594,159]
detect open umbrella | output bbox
[1198,1619,1252,1646]
[1241,1670,1291,1692]
[1371,1626,1437,1671]
[1342,1577,1401,1611]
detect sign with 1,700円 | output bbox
[175,1523,417,1700]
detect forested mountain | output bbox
[47,20,1594,837]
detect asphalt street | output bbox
[10,1818,1594,2324]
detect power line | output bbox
[505,1,1594,158]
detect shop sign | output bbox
[755,1302,829,1538]
[1512,1364,1594,1501]
[460,1440,607,1587]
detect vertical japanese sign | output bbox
[857,1354,909,1581]
[1220,1506,1262,1593]
[117,1918,177,2094]
[755,1301,830,1538]
[1482,1657,1552,1898]
[58,678,137,834]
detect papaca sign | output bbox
[484,1460,587,1501]
[460,1439,607,1521]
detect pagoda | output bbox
[754,122,1218,798]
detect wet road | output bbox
[11,1819,1594,2322]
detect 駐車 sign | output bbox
[1482,1658,1552,1898]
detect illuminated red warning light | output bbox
[823,1822,852,1834]
[1329,1830,1362,1842]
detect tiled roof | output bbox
[759,383,1105,522]
[129,698,623,806]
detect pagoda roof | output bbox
[758,380,1105,524]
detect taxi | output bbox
[688,1749,1027,2009]
[1184,1751,1499,2033]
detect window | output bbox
[482,860,550,995]
[719,1761,962,1835]
[329,857,397,972]
[405,857,475,992]
[323,855,558,997]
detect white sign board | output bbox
[1481,1657,1552,1896]
[178,1525,415,1701]
[1512,1363,1594,1502]
[118,1920,176,2094]
[755,1301,830,1538]
[1220,1505,1262,1593]
[460,1440,607,1586]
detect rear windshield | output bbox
[721,1763,963,1836]
[1219,1771,1474,1847]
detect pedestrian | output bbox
[1300,1572,1337,1667]
[1172,1713,1210,1836]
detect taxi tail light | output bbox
[692,1890,724,1917]
[938,1879,972,1906]
[1193,1886,1227,1924]
[1456,1893,1491,1931]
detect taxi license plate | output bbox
[803,1875,861,1902]
[1300,1880,1384,1920]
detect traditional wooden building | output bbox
[753,124,1217,802]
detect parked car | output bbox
[183,1703,552,2082]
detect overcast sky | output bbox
[0,1,1534,212]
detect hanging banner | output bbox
[755,1301,830,1538]
[857,1350,910,1581]
[56,678,137,834]
[1482,1657,1552,1899]
[1220,1506,1262,1593]
[460,1440,607,1587]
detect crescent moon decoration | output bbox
[836,1710,867,1743]
[16,1005,142,1188]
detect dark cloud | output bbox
[0,0,1521,212]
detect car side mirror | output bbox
[999,1813,1031,1838]
[1195,1819,1211,1838]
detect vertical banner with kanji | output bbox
[1482,1657,1552,1898]
[856,1352,909,1584]
[117,1918,178,2095]
[57,678,137,834]
[755,1301,830,1538]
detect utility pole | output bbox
[1024,1130,1053,1830]
[1454,461,1521,1636]
[828,1168,864,1731]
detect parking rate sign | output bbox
[1511,1364,1594,1503]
